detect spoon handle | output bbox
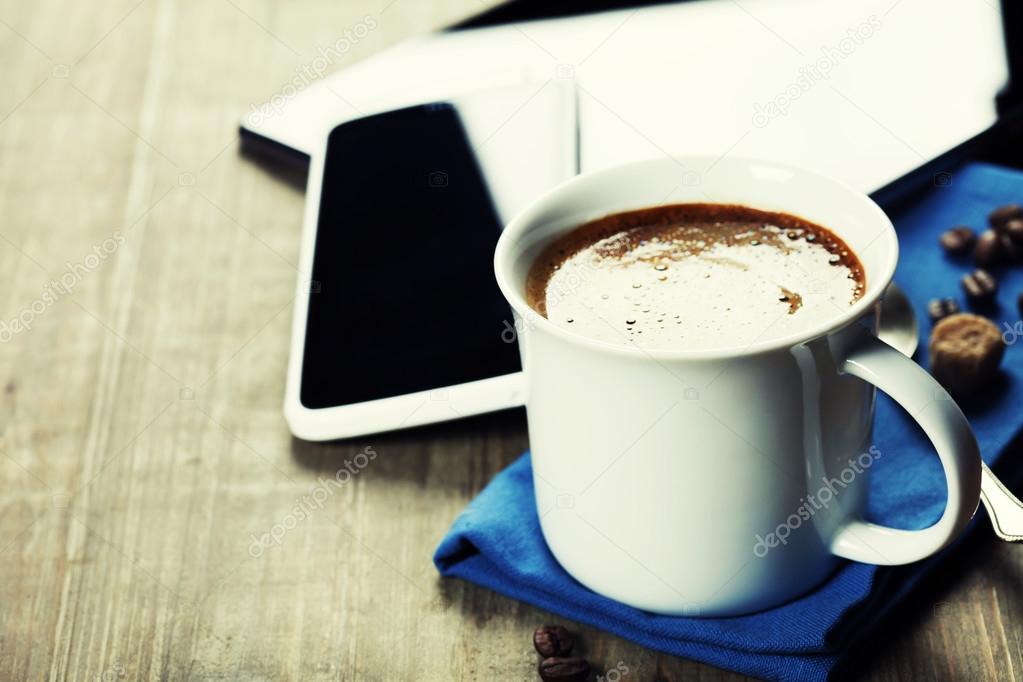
[981,462,1023,542]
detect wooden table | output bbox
[1,1,1020,679]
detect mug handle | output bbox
[829,331,982,565]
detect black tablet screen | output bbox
[300,103,521,409]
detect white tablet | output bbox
[284,83,576,440]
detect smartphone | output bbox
[285,103,527,439]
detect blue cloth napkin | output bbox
[434,162,1023,681]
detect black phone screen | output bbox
[300,103,521,409]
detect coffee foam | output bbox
[526,204,865,351]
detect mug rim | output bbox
[494,155,900,360]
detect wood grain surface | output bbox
[0,1,1020,680]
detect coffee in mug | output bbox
[525,203,865,350]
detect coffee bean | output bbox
[927,298,960,323]
[974,230,1005,268]
[538,657,590,682]
[938,226,975,254]
[930,313,1005,395]
[989,203,1023,231]
[961,269,998,303]
[1005,218,1023,244]
[1001,232,1023,263]
[533,625,574,658]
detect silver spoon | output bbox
[981,463,1023,541]
[878,282,1023,541]
[878,282,919,357]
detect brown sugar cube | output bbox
[929,313,1005,395]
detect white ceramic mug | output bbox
[494,156,983,617]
